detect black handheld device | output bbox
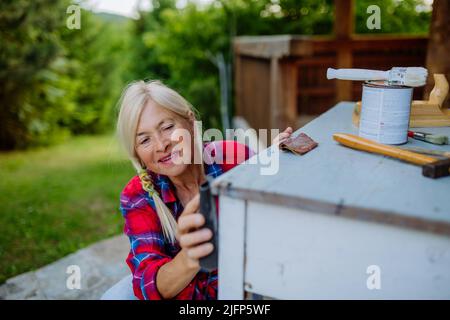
[199,176,218,271]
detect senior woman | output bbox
[116,80,292,300]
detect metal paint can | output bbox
[359,80,413,145]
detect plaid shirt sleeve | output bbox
[120,140,253,300]
[120,177,192,300]
[204,140,255,174]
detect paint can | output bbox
[359,81,413,145]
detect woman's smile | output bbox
[158,150,183,166]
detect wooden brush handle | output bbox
[326,68,387,81]
[429,74,449,108]
[401,146,450,158]
[333,133,437,166]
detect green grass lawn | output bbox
[0,134,135,284]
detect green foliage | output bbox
[355,0,431,34]
[264,0,334,35]
[0,0,70,149]
[60,9,130,134]
[0,1,130,150]
[147,3,228,128]
[127,0,175,81]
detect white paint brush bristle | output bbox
[389,67,428,87]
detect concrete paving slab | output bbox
[0,234,130,300]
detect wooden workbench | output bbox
[213,102,450,299]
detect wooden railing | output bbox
[233,35,428,131]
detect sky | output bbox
[84,0,213,18]
[84,0,149,18]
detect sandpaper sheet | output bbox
[279,133,318,155]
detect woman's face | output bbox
[135,100,193,177]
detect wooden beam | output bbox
[234,50,244,125]
[334,0,354,39]
[334,0,354,101]
[234,35,313,59]
[270,57,281,130]
[234,35,427,57]
[280,60,298,129]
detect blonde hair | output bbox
[117,80,204,243]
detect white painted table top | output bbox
[213,102,450,235]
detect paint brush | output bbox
[326,67,428,87]
[408,130,449,145]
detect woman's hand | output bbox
[177,194,214,269]
[272,127,293,146]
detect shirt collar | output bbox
[147,161,223,205]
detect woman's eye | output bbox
[140,137,150,145]
[163,124,174,131]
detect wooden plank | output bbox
[218,196,246,300]
[294,56,336,66]
[244,201,450,299]
[234,52,243,127]
[234,35,314,58]
[350,36,428,51]
[353,55,425,65]
[310,37,427,53]
[298,87,336,96]
[234,35,292,59]
[234,35,427,57]
[336,47,353,101]
[334,0,354,101]
[280,60,298,129]
[270,57,281,130]
[289,40,315,57]
[235,57,271,131]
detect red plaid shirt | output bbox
[120,140,253,300]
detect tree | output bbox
[0,1,130,149]
[128,0,176,81]
[355,0,431,34]
[0,0,70,149]
[60,9,130,134]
